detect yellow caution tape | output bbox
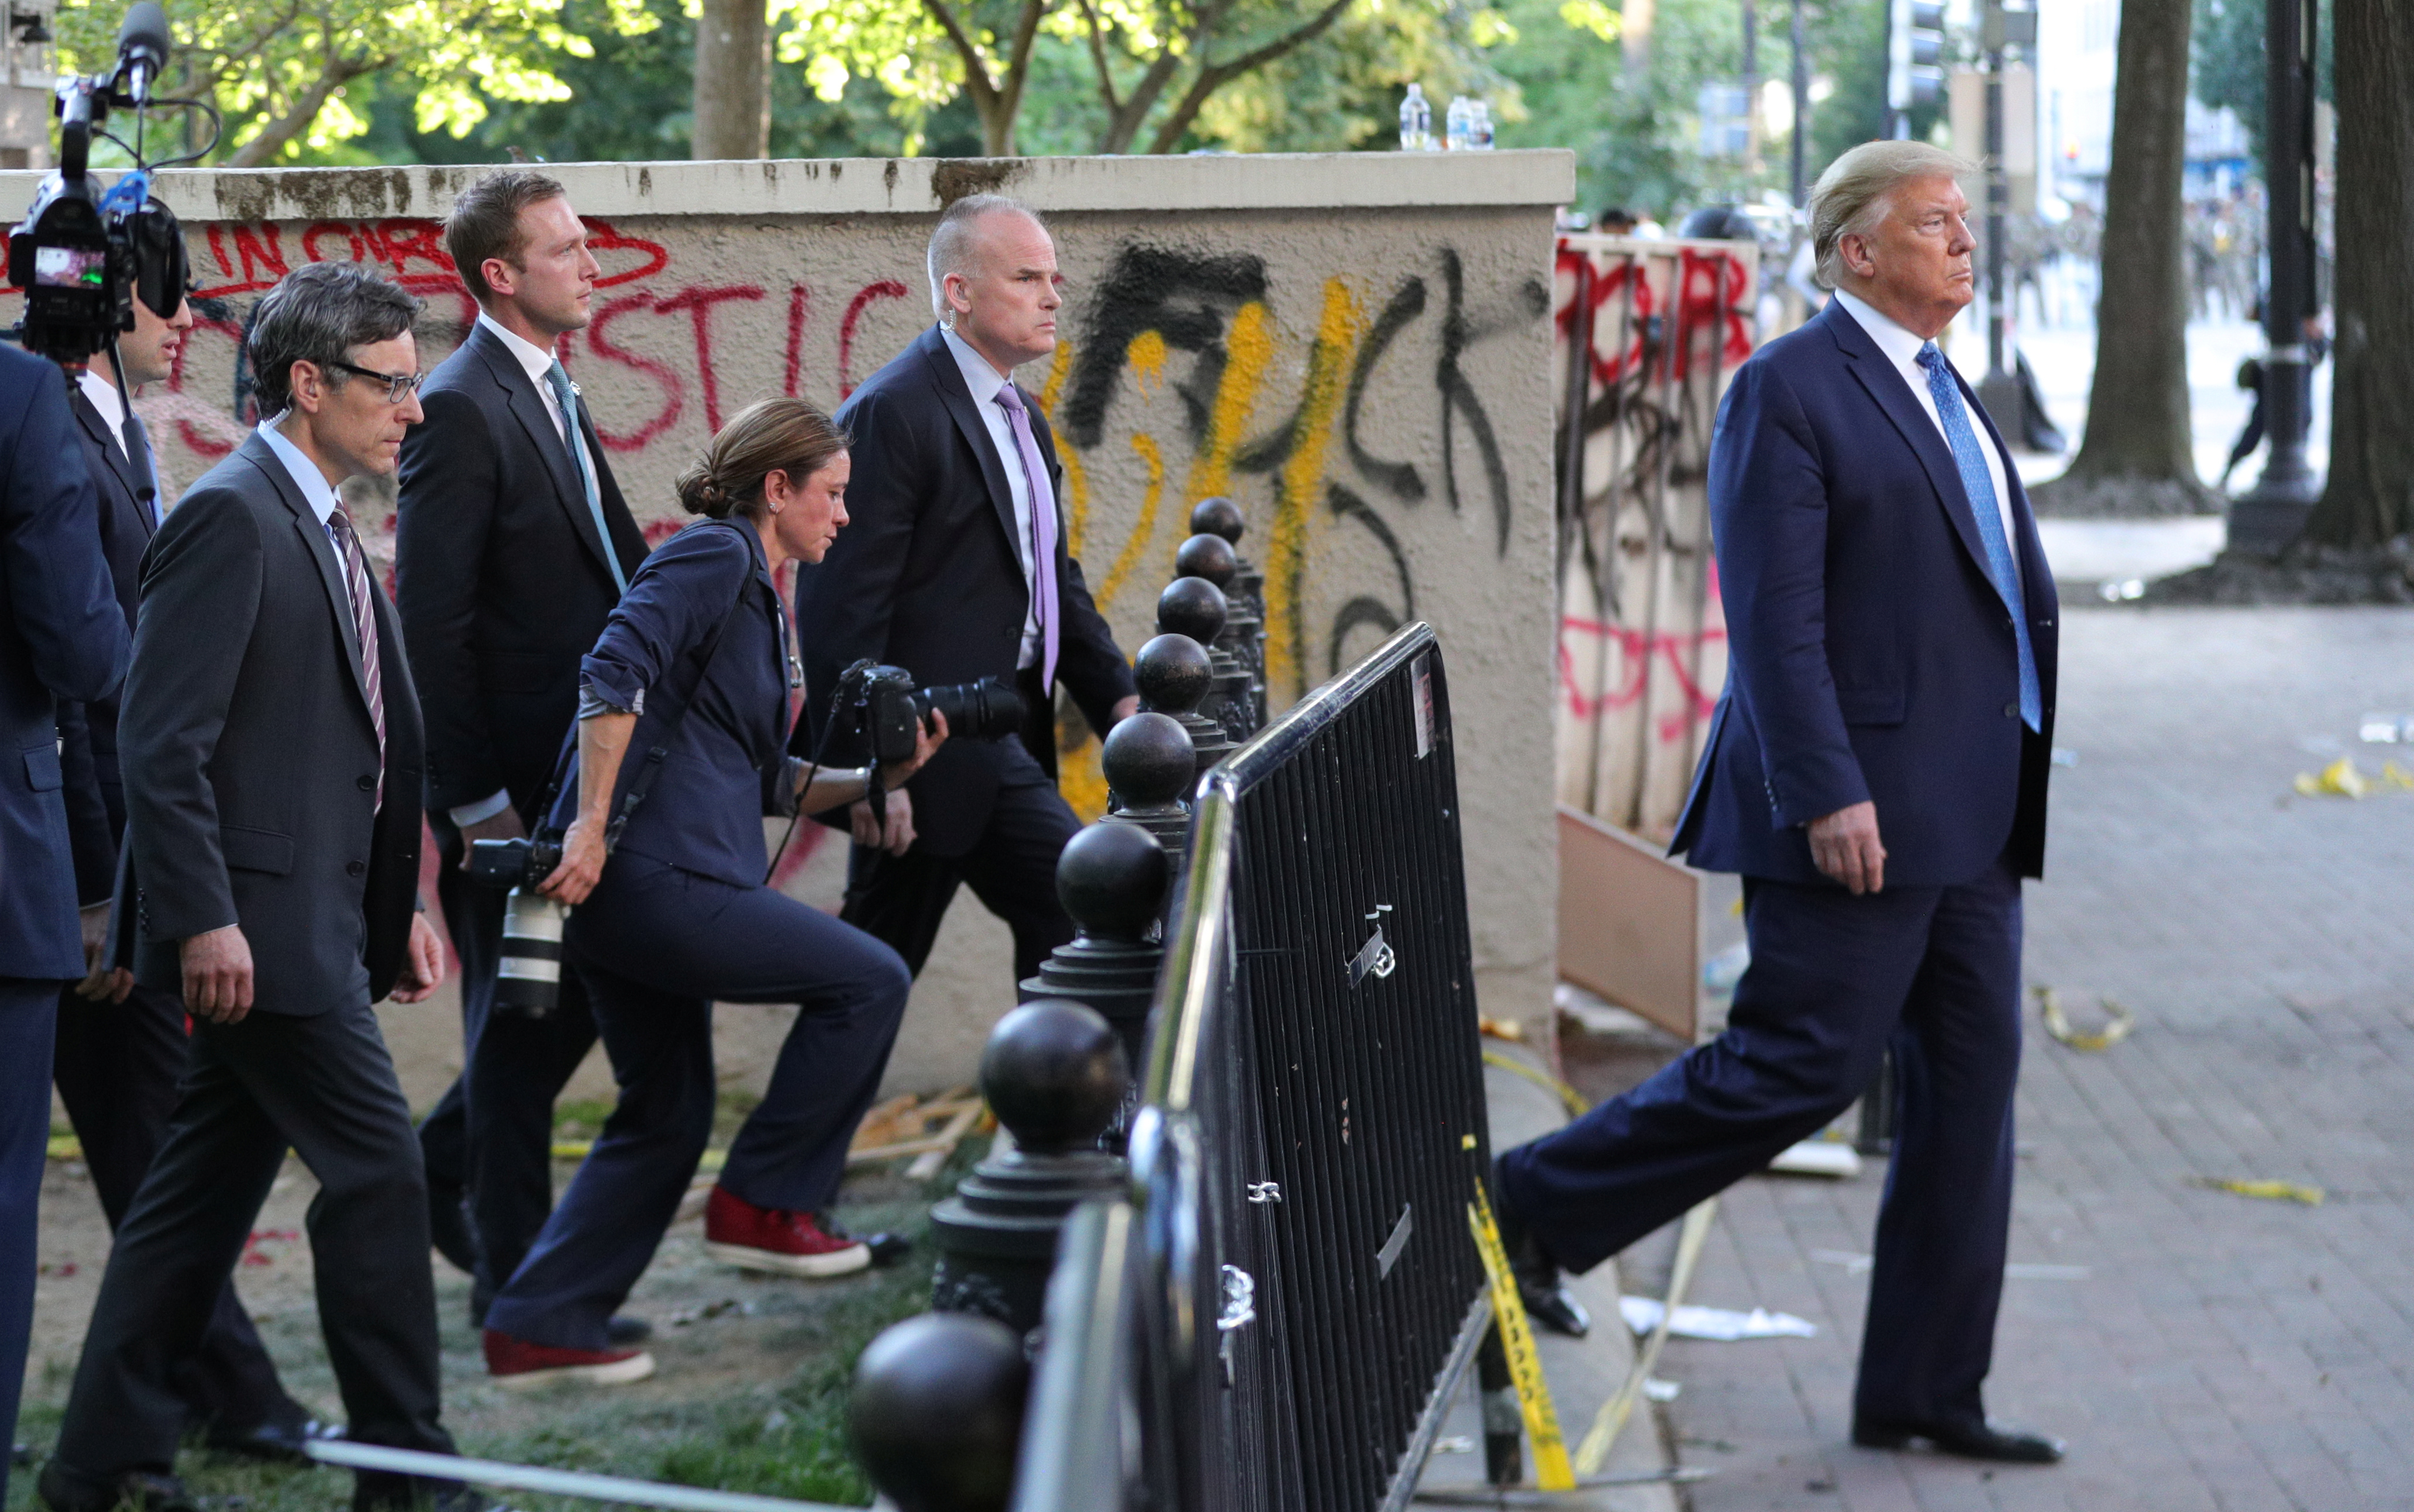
[2188,1177,2325,1206]
[47,1135,82,1162]
[2293,757,2393,798]
[2034,987,2136,1052]
[1482,1049,1590,1120]
[1576,1197,1716,1477]
[1468,1182,1575,1491]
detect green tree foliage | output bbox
[2191,0,2332,163]
[52,0,659,165]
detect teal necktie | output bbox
[545,360,628,595]
[1916,342,2040,732]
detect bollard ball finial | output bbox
[1157,576,1228,645]
[1100,712,1196,814]
[1173,532,1238,588]
[1135,633,1213,715]
[1189,495,1245,545]
[980,998,1132,1155]
[849,1311,1029,1512]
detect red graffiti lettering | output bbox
[838,280,908,399]
[584,291,683,450]
[783,284,810,399]
[230,224,288,290]
[374,218,457,292]
[302,221,364,264]
[174,315,247,456]
[656,284,766,432]
[584,219,670,288]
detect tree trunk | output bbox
[2029,0,2215,517]
[2300,0,2414,547]
[226,53,378,167]
[693,0,769,160]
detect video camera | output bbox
[6,2,218,368]
[831,659,1026,766]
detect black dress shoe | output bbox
[1490,1159,1590,1338]
[205,1416,343,1465]
[1853,1414,2066,1463]
[39,1464,201,1512]
[353,1476,511,1512]
[605,1314,654,1346]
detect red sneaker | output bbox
[483,1327,656,1390]
[702,1186,872,1278]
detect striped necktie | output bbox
[327,507,388,806]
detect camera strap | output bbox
[603,521,755,848]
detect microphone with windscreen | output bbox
[116,2,171,103]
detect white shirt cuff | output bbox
[449,789,514,828]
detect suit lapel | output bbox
[918,326,1025,560]
[238,434,376,725]
[1824,305,1995,586]
[72,390,149,535]
[468,325,618,581]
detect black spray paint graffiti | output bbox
[1067,242,1547,683]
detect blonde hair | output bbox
[1809,140,1976,289]
[675,397,849,520]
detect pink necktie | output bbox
[328,507,387,808]
[991,383,1060,688]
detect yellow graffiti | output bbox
[1040,337,1088,555]
[1184,299,1275,516]
[1059,734,1111,824]
[1097,432,1166,609]
[1126,328,1169,396]
[1264,278,1363,699]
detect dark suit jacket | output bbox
[545,521,801,889]
[56,385,157,904]
[397,321,648,819]
[793,324,1134,855]
[1669,301,2059,887]
[118,432,426,1011]
[0,345,130,980]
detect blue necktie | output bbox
[1916,342,2040,732]
[545,360,628,595]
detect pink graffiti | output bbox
[1557,614,1726,744]
[656,284,767,432]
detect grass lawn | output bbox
[12,1134,980,1512]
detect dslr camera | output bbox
[829,659,1026,766]
[466,832,568,1018]
[7,2,217,368]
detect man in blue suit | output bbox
[0,340,131,1458]
[1496,141,2064,1463]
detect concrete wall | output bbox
[0,150,1573,1106]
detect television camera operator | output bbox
[51,273,330,1459]
[476,398,936,1389]
[793,194,1137,990]
[397,168,649,1337]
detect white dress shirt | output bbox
[941,325,1044,670]
[77,368,130,459]
[1831,289,2019,588]
[477,311,601,485]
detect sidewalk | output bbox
[1599,605,2414,1510]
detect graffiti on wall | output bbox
[1550,236,1754,840]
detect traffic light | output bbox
[1888,0,1947,133]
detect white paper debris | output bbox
[1644,1377,1682,1403]
[1768,1140,1861,1178]
[1619,1296,1818,1341]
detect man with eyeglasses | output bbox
[395,169,649,1338]
[40,261,485,1512]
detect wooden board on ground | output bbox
[1557,804,1700,1042]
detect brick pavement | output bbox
[1604,606,2414,1512]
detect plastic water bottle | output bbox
[1445,95,1473,151]
[1399,83,1432,151]
[1469,99,1495,150]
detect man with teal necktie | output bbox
[1496,140,2065,1466]
[396,170,652,1341]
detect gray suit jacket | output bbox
[117,430,426,1012]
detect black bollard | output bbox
[1020,818,1170,1083]
[1175,532,1265,728]
[1157,577,1254,742]
[1134,632,1235,784]
[849,1311,1030,1512]
[931,1000,1131,1336]
[1188,495,1265,623]
[1100,711,1195,873]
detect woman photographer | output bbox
[478,397,944,1390]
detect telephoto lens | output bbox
[916,678,1026,742]
[495,888,566,1017]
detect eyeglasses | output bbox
[327,359,426,404]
